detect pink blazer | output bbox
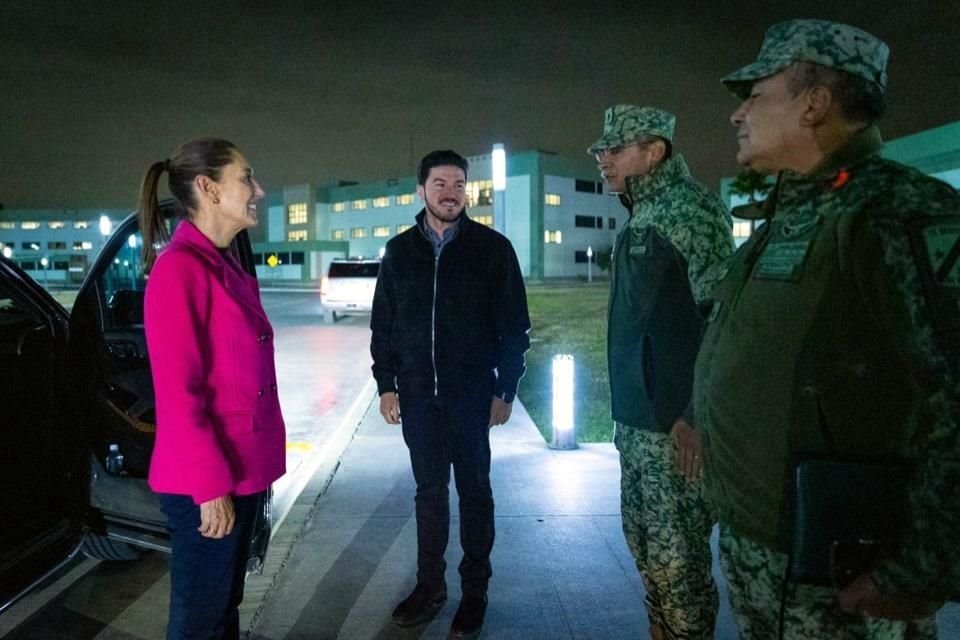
[145,221,286,503]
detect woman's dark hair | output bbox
[417,149,469,185]
[138,137,238,272]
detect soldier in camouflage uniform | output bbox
[693,19,960,639]
[589,106,734,640]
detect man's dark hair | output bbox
[787,62,886,125]
[417,150,469,185]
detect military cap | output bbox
[722,19,889,99]
[587,105,676,155]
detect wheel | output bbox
[324,309,337,324]
[80,532,141,561]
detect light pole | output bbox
[586,245,593,283]
[492,143,506,234]
[128,234,138,289]
[100,215,113,289]
[2,246,11,259]
[40,256,49,289]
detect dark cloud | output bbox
[1,0,958,208]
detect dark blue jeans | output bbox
[399,394,494,597]
[159,491,262,640]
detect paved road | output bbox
[0,292,376,639]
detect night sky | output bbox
[2,1,958,209]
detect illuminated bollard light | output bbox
[549,354,578,450]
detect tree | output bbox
[729,168,773,204]
[595,245,613,273]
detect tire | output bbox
[324,310,337,324]
[80,532,141,561]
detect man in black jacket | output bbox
[370,149,531,638]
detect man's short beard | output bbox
[426,201,463,223]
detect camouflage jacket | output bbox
[621,154,734,304]
[607,155,733,430]
[694,126,960,599]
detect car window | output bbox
[101,230,147,328]
[328,262,379,278]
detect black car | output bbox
[0,204,271,614]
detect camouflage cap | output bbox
[587,105,676,155]
[722,19,889,99]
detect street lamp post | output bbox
[586,245,593,283]
[128,234,138,290]
[492,143,506,234]
[40,256,49,289]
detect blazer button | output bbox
[270,383,277,391]
[258,388,265,397]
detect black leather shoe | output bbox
[392,583,447,628]
[449,595,487,638]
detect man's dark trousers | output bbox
[399,393,494,598]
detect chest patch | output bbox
[920,223,960,288]
[753,216,822,282]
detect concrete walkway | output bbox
[247,397,960,639]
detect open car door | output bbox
[0,257,83,612]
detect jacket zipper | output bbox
[418,223,442,396]
[431,254,440,396]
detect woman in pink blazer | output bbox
[138,138,286,640]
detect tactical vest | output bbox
[693,173,916,553]
[608,223,703,431]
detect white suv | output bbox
[320,258,380,323]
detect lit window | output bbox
[352,199,367,210]
[331,229,345,240]
[350,227,368,239]
[333,202,347,212]
[733,221,753,238]
[287,203,308,225]
[73,241,94,251]
[0,222,14,229]
[465,180,493,207]
[397,194,416,206]
[74,221,90,229]
[373,226,390,238]
[21,221,40,230]
[473,215,493,227]
[287,230,308,242]
[544,230,562,244]
[373,197,390,208]
[48,221,66,229]
[545,193,561,206]
[396,224,412,234]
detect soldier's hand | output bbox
[837,574,940,620]
[489,396,513,427]
[670,417,703,482]
[380,392,401,425]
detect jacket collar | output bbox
[168,220,268,324]
[781,125,884,185]
[414,208,473,241]
[621,154,692,208]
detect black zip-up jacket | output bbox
[370,209,531,401]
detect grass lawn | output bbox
[520,281,613,443]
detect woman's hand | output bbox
[198,495,235,538]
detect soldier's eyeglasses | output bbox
[594,142,645,161]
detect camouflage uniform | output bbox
[694,19,960,639]
[590,106,734,639]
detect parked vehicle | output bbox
[320,258,380,324]
[0,203,271,615]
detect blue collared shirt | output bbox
[421,214,462,257]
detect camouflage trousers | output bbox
[718,527,937,639]
[615,424,718,640]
